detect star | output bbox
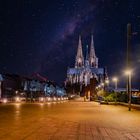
[0,0,140,87]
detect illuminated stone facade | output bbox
[67,35,107,87]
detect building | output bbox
[66,35,108,97]
[0,73,66,101]
[1,74,23,98]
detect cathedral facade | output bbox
[66,35,107,96]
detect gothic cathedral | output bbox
[66,35,108,97]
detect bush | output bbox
[104,93,116,102]
[117,92,127,102]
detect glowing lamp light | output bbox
[40,97,44,102]
[47,102,51,106]
[105,79,109,84]
[15,97,20,102]
[101,83,104,86]
[47,97,51,101]
[53,97,56,101]
[3,98,8,103]
[125,70,132,75]
[112,77,118,82]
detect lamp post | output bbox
[112,77,118,103]
[112,77,118,90]
[101,82,104,87]
[105,79,109,91]
[105,79,109,85]
[101,83,105,94]
[125,70,132,111]
[126,23,137,111]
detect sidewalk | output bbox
[0,101,140,139]
[118,102,140,110]
[99,101,140,110]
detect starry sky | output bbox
[0,0,140,87]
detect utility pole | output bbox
[127,23,132,111]
[127,23,131,71]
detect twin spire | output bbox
[76,36,83,61]
[75,35,98,68]
[90,35,96,60]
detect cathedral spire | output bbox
[76,35,83,58]
[90,35,96,59]
[75,35,84,68]
[89,35,98,68]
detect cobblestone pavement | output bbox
[0,101,140,140]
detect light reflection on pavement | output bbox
[0,101,140,140]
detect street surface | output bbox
[0,101,140,140]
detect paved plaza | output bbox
[0,101,140,140]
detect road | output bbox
[0,101,140,140]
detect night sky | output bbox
[0,0,140,87]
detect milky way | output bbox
[0,0,140,87]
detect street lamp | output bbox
[112,77,118,89]
[112,77,118,103]
[15,96,21,102]
[101,83,104,87]
[125,70,132,111]
[100,83,105,93]
[105,79,109,85]
[96,86,99,90]
[105,79,109,91]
